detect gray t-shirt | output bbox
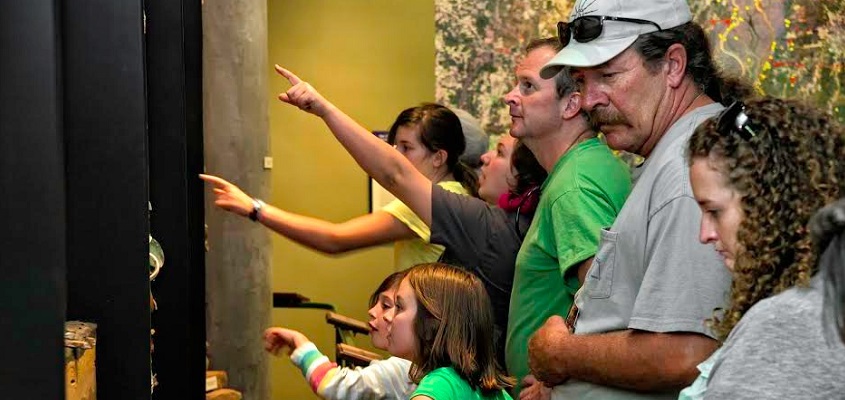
[430,184,530,366]
[552,103,732,400]
[705,275,845,399]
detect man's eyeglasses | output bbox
[717,101,757,140]
[557,16,662,48]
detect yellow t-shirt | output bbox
[381,181,469,269]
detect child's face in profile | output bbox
[384,278,419,361]
[367,289,397,350]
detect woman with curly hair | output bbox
[679,98,845,399]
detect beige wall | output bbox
[267,1,435,398]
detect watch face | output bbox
[149,235,164,280]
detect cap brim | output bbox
[540,35,639,78]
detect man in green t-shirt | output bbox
[502,37,632,398]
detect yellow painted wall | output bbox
[267,1,435,398]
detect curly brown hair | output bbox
[687,97,845,340]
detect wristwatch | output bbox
[249,198,266,222]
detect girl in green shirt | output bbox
[386,263,514,400]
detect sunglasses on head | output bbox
[717,101,757,140]
[557,16,662,48]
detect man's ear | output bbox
[664,43,688,88]
[562,92,582,120]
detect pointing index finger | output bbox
[274,64,302,85]
[198,173,229,187]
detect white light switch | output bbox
[263,157,273,169]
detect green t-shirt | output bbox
[505,138,631,395]
[411,366,513,400]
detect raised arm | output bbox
[199,174,415,254]
[275,64,435,225]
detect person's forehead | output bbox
[396,124,418,134]
[571,47,641,73]
[498,135,516,147]
[398,278,413,292]
[517,47,557,72]
[395,126,420,140]
[692,158,730,187]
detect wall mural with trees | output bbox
[435,0,845,137]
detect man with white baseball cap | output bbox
[540,0,692,70]
[526,0,747,398]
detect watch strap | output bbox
[249,199,266,222]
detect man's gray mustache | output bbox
[589,109,628,126]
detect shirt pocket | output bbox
[586,228,618,299]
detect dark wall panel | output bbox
[1,0,204,397]
[0,1,67,398]
[62,1,151,399]
[146,0,207,398]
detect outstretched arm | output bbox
[275,64,435,226]
[265,327,414,400]
[200,174,416,254]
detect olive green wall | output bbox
[267,1,435,398]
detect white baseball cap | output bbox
[541,0,692,76]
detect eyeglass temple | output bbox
[602,16,662,31]
[734,110,757,138]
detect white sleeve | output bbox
[320,357,414,400]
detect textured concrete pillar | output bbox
[202,0,271,399]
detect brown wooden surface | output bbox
[206,388,242,400]
[325,312,370,334]
[65,321,97,400]
[337,343,382,365]
[206,370,228,392]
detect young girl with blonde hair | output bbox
[385,263,513,400]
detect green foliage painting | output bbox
[435,0,845,135]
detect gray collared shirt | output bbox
[552,103,732,400]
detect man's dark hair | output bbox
[632,22,755,105]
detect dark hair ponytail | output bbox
[633,22,756,106]
[388,103,479,197]
[451,161,479,197]
[810,199,845,344]
[510,140,546,196]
